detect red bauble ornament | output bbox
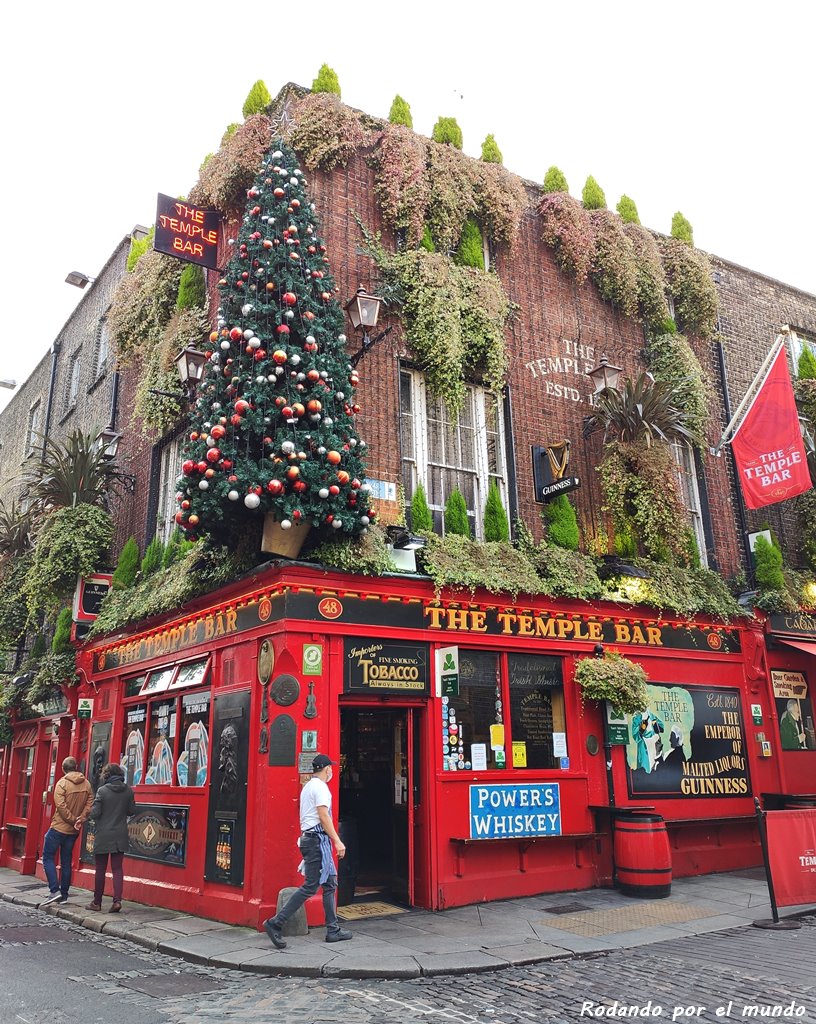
[230,414,243,426]
[321,291,331,301]
[274,187,285,198]
[282,292,297,306]
[228,475,238,483]
[234,399,250,414]
[289,252,300,261]
[272,350,288,364]
[329,485,340,496]
[336,470,350,485]
[205,468,216,479]
[293,480,307,493]
[206,448,221,463]
[181,500,190,510]
[266,282,276,292]
[263,239,273,250]
[326,450,342,465]
[276,324,290,335]
[230,327,243,341]
[251,205,261,216]
[222,459,233,470]
[304,311,315,321]
[211,425,226,440]
[281,406,294,419]
[182,460,195,475]
[351,478,361,489]
[308,245,317,254]
[175,511,185,524]
[254,349,266,361]
[189,514,200,526]
[306,400,322,413]
[267,479,284,495]
[304,340,317,352]
[286,466,300,480]
[196,461,208,473]
[307,370,320,382]
[291,403,305,418]
[292,508,302,519]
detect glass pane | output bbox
[178,690,211,787]
[145,699,177,785]
[121,704,147,785]
[445,651,503,771]
[171,658,209,690]
[124,675,146,698]
[140,667,175,695]
[508,654,564,770]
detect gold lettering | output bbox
[447,608,469,630]
[497,611,516,634]
[470,610,487,632]
[556,619,574,639]
[517,614,534,636]
[534,617,558,638]
[646,626,663,646]
[615,623,631,643]
[425,606,445,629]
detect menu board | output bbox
[508,654,563,770]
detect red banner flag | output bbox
[731,346,811,509]
[765,808,816,908]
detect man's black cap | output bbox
[312,754,335,772]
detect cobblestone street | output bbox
[2,900,815,1024]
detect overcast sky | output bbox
[1,1,812,414]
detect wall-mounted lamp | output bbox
[586,354,623,394]
[148,344,208,402]
[94,427,136,493]
[386,525,426,551]
[0,379,16,390]
[597,555,650,582]
[65,271,96,289]
[344,287,392,368]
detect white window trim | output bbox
[400,369,507,539]
[155,436,185,543]
[790,329,816,374]
[671,441,707,568]
[26,401,42,457]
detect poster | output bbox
[771,671,816,751]
[625,684,750,799]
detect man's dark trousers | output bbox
[42,829,78,896]
[271,831,339,931]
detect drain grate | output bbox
[0,925,77,943]
[544,901,592,915]
[118,974,224,998]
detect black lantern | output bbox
[95,426,121,460]
[344,288,382,333]
[586,354,623,394]
[174,345,208,395]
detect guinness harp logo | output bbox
[544,439,571,481]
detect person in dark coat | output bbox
[86,763,135,913]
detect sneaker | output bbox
[325,927,353,943]
[41,891,62,906]
[263,918,286,949]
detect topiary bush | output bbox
[671,211,694,245]
[454,218,485,270]
[543,166,569,193]
[410,483,433,533]
[798,346,816,380]
[242,80,271,118]
[431,117,463,150]
[126,227,154,272]
[388,94,413,128]
[52,607,73,654]
[444,489,470,537]
[140,536,164,578]
[312,64,341,97]
[542,494,580,550]
[483,482,510,542]
[112,537,140,590]
[176,264,206,311]
[616,195,640,224]
[582,175,607,210]
[420,223,436,252]
[480,134,503,164]
[646,332,713,447]
[753,533,785,591]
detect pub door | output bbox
[339,706,427,907]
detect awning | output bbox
[774,637,816,658]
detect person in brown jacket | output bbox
[41,757,93,906]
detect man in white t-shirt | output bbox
[263,754,352,948]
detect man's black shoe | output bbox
[263,918,286,949]
[325,927,353,943]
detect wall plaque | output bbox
[270,674,300,707]
[268,714,297,766]
[258,639,274,685]
[344,640,430,695]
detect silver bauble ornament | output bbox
[244,328,255,339]
[244,493,261,509]
[332,519,343,529]
[323,417,333,428]
[338,334,346,343]
[360,516,370,526]
[220,340,231,351]
[198,480,209,490]
[319,488,329,498]
[281,441,295,454]
[290,354,301,365]
[242,304,254,315]
[306,336,316,345]
[228,490,240,501]
[280,519,292,530]
[336,392,345,401]
[318,446,327,455]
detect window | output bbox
[155,435,185,543]
[400,369,507,538]
[13,747,34,818]
[64,351,81,412]
[92,319,110,380]
[121,659,212,788]
[671,441,708,567]
[26,401,42,456]
[442,649,569,772]
[790,329,816,375]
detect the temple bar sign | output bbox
[155,194,220,269]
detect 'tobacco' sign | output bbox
[154,194,220,270]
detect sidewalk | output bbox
[1,866,811,978]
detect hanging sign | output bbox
[436,645,460,697]
[730,345,811,509]
[531,441,580,502]
[154,194,221,270]
[73,574,113,623]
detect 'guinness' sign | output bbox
[532,442,580,502]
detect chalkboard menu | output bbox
[508,654,564,770]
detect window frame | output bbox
[25,400,42,457]
[155,434,185,544]
[91,318,111,382]
[790,329,816,375]
[671,440,708,568]
[400,368,508,539]
[64,349,82,413]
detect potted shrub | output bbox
[574,651,648,714]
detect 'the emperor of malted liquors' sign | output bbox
[469,783,561,839]
[344,640,430,695]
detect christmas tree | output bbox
[176,140,373,546]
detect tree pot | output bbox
[261,515,310,558]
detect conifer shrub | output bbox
[242,80,271,118]
[671,211,694,245]
[111,537,140,590]
[432,117,463,149]
[798,346,816,380]
[388,95,413,128]
[141,536,164,578]
[753,534,785,591]
[483,482,510,542]
[543,166,569,193]
[176,264,206,311]
[410,483,433,533]
[480,134,503,164]
[454,218,485,270]
[582,175,607,210]
[444,489,470,537]
[126,228,154,272]
[542,494,580,550]
[161,532,179,569]
[52,607,73,654]
[420,223,436,252]
[312,64,341,97]
[616,195,640,224]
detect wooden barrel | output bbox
[614,812,672,898]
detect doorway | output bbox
[339,706,428,908]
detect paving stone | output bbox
[482,941,570,965]
[321,955,422,978]
[145,916,235,936]
[413,950,508,975]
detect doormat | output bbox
[337,900,408,921]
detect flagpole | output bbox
[715,333,788,453]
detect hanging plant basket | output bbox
[261,515,311,559]
[574,651,648,714]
